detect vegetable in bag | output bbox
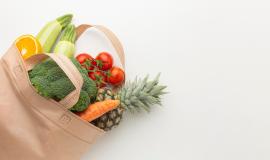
[29,58,98,112]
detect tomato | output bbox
[76,53,93,64]
[107,67,125,86]
[88,71,107,88]
[95,52,114,71]
[76,53,96,70]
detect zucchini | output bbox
[54,24,76,58]
[36,14,73,53]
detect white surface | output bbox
[1,0,270,159]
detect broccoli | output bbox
[29,60,58,79]
[29,58,97,112]
[70,91,90,112]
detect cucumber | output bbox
[36,14,73,53]
[54,24,76,58]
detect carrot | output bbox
[76,100,120,122]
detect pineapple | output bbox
[91,88,125,131]
[92,74,167,131]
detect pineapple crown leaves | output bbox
[119,73,167,113]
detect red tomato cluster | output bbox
[76,52,125,88]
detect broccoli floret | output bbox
[82,73,97,101]
[29,60,58,79]
[29,58,97,111]
[70,91,90,112]
[50,78,75,100]
[31,75,52,98]
[46,67,66,81]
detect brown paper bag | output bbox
[0,24,125,160]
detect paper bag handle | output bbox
[76,24,126,69]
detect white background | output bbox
[1,0,270,160]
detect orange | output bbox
[15,35,42,59]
